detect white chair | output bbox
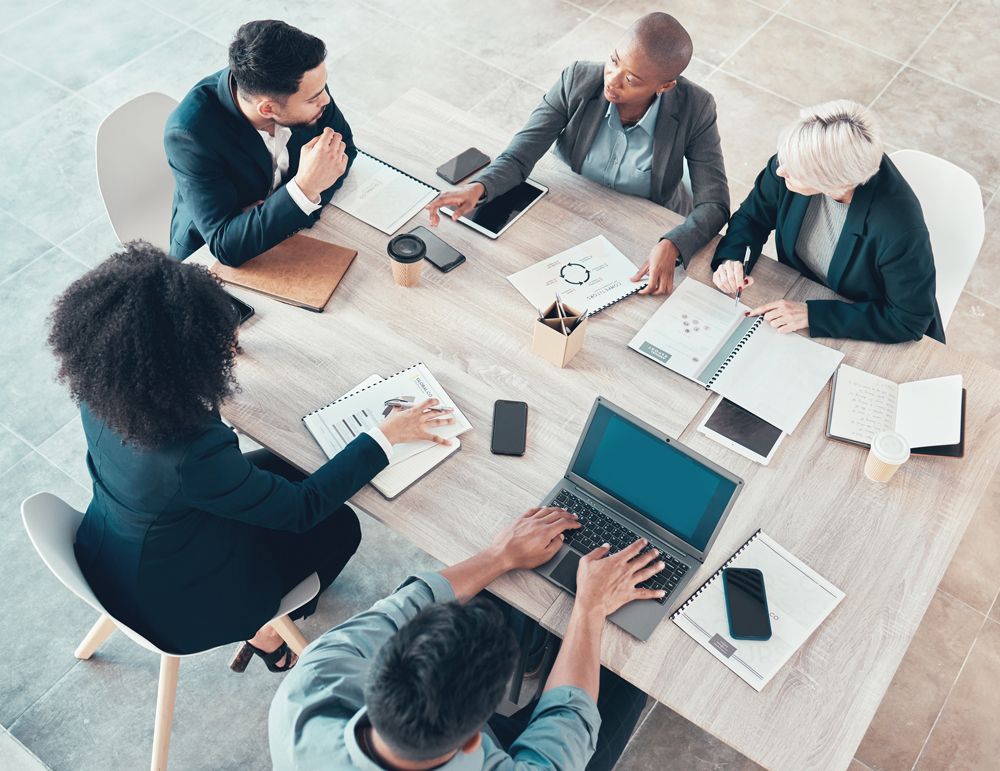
[96,92,179,251]
[21,492,320,771]
[889,149,985,330]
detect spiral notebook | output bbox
[332,150,438,235]
[302,363,472,498]
[672,530,844,691]
[507,235,647,315]
[628,279,844,433]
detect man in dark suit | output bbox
[165,20,356,266]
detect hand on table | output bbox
[747,299,809,334]
[426,183,485,226]
[575,538,666,618]
[379,398,454,446]
[294,128,348,201]
[631,239,680,295]
[713,260,754,295]
[490,507,581,571]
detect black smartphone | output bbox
[722,568,772,641]
[436,147,491,185]
[408,226,466,272]
[227,292,255,324]
[491,400,528,456]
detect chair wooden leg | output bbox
[151,655,180,771]
[270,615,308,656]
[74,614,117,660]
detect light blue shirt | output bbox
[268,572,601,770]
[577,96,661,199]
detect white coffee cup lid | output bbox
[871,431,910,465]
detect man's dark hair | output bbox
[48,242,240,449]
[365,599,519,761]
[229,20,326,98]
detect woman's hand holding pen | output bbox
[380,398,455,446]
[712,260,754,295]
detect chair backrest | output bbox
[95,92,179,252]
[20,492,170,656]
[889,149,985,330]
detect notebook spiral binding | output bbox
[670,529,762,619]
[358,150,439,193]
[588,283,647,316]
[300,362,421,421]
[704,316,765,390]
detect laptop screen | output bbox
[571,404,738,551]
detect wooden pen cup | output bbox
[530,300,589,368]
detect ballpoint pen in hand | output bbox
[385,397,450,413]
[734,246,751,309]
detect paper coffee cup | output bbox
[387,234,425,287]
[864,431,910,482]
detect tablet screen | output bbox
[464,181,545,236]
[704,398,783,459]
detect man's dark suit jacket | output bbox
[164,68,357,266]
[73,405,387,654]
[713,154,943,343]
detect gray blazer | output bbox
[475,61,730,264]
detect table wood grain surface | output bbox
[201,90,1000,771]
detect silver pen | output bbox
[734,246,751,309]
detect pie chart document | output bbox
[507,235,647,314]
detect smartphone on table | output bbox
[491,400,528,456]
[407,226,466,272]
[436,147,491,185]
[722,567,772,641]
[227,292,254,324]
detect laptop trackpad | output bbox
[550,550,580,593]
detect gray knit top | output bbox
[794,194,851,285]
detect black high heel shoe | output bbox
[229,640,297,673]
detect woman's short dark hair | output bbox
[229,20,326,98]
[48,242,240,449]
[365,599,519,762]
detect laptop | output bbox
[536,397,744,641]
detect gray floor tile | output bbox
[0,56,71,134]
[0,97,107,245]
[0,250,88,446]
[0,727,48,771]
[0,211,53,284]
[468,78,547,139]
[615,704,763,770]
[911,0,1000,103]
[57,215,120,269]
[79,29,227,114]
[0,425,33,477]
[36,418,90,490]
[0,0,185,91]
[141,0,228,25]
[0,452,92,727]
[508,15,627,91]
[0,1,59,33]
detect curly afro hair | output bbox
[48,241,240,449]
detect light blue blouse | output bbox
[577,95,661,198]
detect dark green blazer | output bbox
[713,154,943,343]
[73,405,387,654]
[164,68,357,266]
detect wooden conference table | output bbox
[206,90,1000,771]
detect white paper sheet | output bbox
[896,374,963,447]
[507,235,645,313]
[332,152,437,235]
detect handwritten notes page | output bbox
[827,366,898,444]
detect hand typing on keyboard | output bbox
[575,538,667,617]
[488,507,581,571]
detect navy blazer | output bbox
[713,155,943,343]
[164,68,357,266]
[73,405,387,654]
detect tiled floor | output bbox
[1,1,998,769]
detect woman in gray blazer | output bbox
[427,12,729,295]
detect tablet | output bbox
[697,396,785,465]
[442,179,547,239]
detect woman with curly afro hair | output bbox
[49,242,454,669]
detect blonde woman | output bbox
[712,100,942,343]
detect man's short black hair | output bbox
[365,599,519,762]
[228,20,326,98]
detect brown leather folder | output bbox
[211,234,357,312]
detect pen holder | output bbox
[530,301,589,368]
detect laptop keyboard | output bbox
[550,489,690,605]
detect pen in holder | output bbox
[530,300,589,368]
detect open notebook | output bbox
[302,364,471,499]
[332,151,438,235]
[672,530,844,691]
[628,279,844,434]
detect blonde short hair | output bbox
[777,100,884,193]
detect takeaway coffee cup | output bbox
[387,233,426,287]
[864,430,910,482]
